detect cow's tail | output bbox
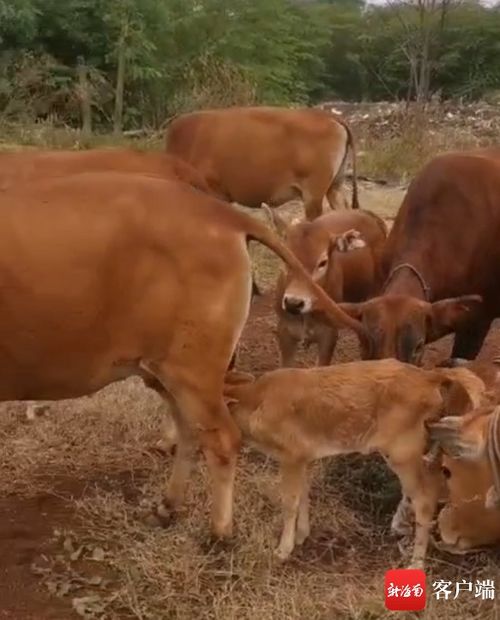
[242,217,366,339]
[331,113,360,210]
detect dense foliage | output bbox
[1,0,499,131]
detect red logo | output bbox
[385,569,426,611]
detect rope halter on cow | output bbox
[382,262,431,301]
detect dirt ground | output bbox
[1,183,500,620]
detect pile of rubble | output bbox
[316,100,500,141]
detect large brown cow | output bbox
[0,147,215,196]
[337,149,500,365]
[0,147,227,421]
[165,106,359,221]
[265,207,387,366]
[0,172,366,539]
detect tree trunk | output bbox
[77,57,92,141]
[113,26,127,136]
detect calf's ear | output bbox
[438,377,476,416]
[427,295,483,341]
[331,229,366,253]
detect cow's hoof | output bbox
[145,500,178,528]
[201,534,236,555]
[274,547,292,563]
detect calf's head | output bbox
[264,206,366,316]
[338,294,483,364]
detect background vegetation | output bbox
[1,0,500,134]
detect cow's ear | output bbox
[331,229,366,254]
[427,295,483,341]
[262,203,288,238]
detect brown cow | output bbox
[338,149,500,365]
[223,359,483,568]
[165,106,359,221]
[0,171,366,539]
[0,147,215,196]
[428,404,500,552]
[265,206,387,366]
[0,147,225,421]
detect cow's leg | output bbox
[160,402,196,513]
[316,326,338,366]
[326,182,349,211]
[451,318,492,360]
[275,460,308,561]
[277,317,301,367]
[145,361,240,538]
[171,387,239,538]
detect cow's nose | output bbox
[283,296,305,315]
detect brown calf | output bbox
[0,172,366,539]
[265,206,387,366]
[165,106,360,220]
[224,359,484,568]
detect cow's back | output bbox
[381,151,500,301]
[0,148,214,196]
[165,107,348,207]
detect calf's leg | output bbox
[316,326,338,367]
[295,474,311,545]
[390,460,441,569]
[277,317,301,367]
[276,460,308,560]
[391,495,413,537]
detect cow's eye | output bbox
[317,258,328,270]
[442,466,451,479]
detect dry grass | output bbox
[356,111,486,184]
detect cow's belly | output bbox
[223,175,300,208]
[0,352,142,401]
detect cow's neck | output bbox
[382,258,431,301]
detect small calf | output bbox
[265,206,387,367]
[224,359,483,568]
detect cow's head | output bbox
[264,206,366,316]
[338,294,483,365]
[427,407,500,551]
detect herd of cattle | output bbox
[1,105,500,573]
